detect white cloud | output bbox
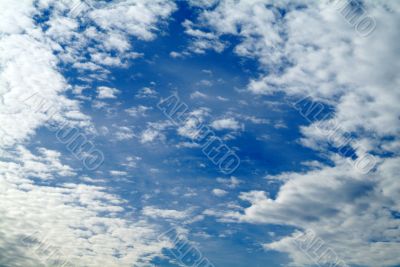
[139,120,173,144]
[125,105,151,117]
[114,126,135,141]
[139,120,172,144]
[241,115,269,125]
[81,176,106,183]
[122,156,141,169]
[190,90,208,99]
[216,156,400,266]
[89,0,176,41]
[186,0,218,8]
[217,96,229,101]
[177,108,210,139]
[217,176,242,189]
[142,206,190,220]
[169,51,183,58]
[273,121,287,129]
[109,170,128,176]
[197,79,213,87]
[97,86,120,99]
[211,118,242,131]
[34,0,176,78]
[135,87,158,98]
[202,69,213,75]
[140,128,162,144]
[175,142,201,149]
[0,146,172,266]
[0,33,89,148]
[212,188,228,197]
[182,19,226,54]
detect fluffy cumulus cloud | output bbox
[224,158,400,266]
[0,0,176,266]
[187,0,400,266]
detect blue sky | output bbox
[0,1,399,267]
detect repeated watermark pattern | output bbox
[68,0,95,18]
[290,95,376,174]
[20,231,74,267]
[294,229,348,267]
[25,93,104,171]
[158,227,215,267]
[328,0,376,37]
[0,92,104,171]
[157,94,240,175]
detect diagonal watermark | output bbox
[157,94,240,175]
[158,227,215,267]
[293,229,349,267]
[328,0,377,37]
[289,95,376,174]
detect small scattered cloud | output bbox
[190,90,208,99]
[274,121,287,129]
[140,121,172,144]
[142,206,190,220]
[202,69,213,75]
[176,142,201,148]
[169,51,183,58]
[217,176,242,188]
[125,105,152,117]
[109,170,128,176]
[212,188,228,197]
[114,126,135,141]
[211,118,243,131]
[80,176,106,183]
[122,156,142,168]
[197,79,213,87]
[243,115,269,124]
[97,86,120,99]
[140,128,162,143]
[135,87,158,98]
[217,96,229,101]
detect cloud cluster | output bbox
[0,0,178,265]
[0,147,171,267]
[187,0,400,266]
[35,0,176,78]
